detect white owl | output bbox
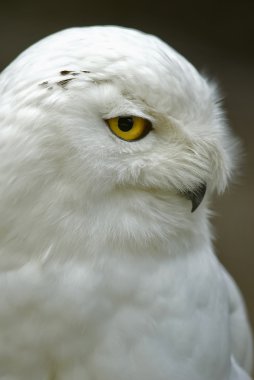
[0,26,252,380]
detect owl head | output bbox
[0,27,239,256]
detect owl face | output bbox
[0,27,237,219]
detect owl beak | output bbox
[182,182,207,212]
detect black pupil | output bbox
[118,117,134,132]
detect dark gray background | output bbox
[0,0,253,333]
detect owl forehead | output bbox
[1,26,210,121]
[5,27,198,88]
[69,29,199,93]
[68,33,206,114]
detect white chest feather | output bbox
[0,244,234,380]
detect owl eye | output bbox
[106,116,152,141]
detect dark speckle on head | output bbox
[60,70,90,77]
[60,70,89,76]
[57,78,74,88]
[39,81,49,87]
[60,70,72,76]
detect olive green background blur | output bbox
[0,0,253,331]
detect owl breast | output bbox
[0,246,232,380]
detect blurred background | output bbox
[0,0,253,334]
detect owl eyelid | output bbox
[103,112,155,124]
[104,115,154,128]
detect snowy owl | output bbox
[0,26,252,380]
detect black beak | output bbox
[182,182,207,212]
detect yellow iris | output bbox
[106,116,152,141]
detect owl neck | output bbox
[0,185,212,269]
